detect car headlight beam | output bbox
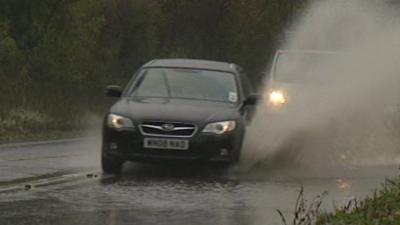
[269,90,287,105]
[202,121,236,134]
[107,114,134,129]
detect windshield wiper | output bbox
[161,71,172,97]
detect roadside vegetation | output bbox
[318,178,400,225]
[278,177,400,225]
[0,108,90,143]
[0,0,308,142]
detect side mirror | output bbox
[105,85,123,98]
[244,94,262,106]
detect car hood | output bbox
[110,97,240,124]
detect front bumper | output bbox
[102,126,243,163]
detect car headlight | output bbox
[269,90,287,105]
[202,121,236,134]
[107,113,134,129]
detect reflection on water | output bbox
[0,163,397,225]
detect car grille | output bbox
[139,121,197,137]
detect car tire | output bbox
[101,155,124,174]
[233,130,245,163]
[231,148,241,164]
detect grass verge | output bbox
[0,108,101,144]
[317,178,400,225]
[0,130,87,145]
[278,177,400,225]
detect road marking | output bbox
[4,154,83,162]
[0,171,104,193]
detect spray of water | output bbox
[241,0,400,171]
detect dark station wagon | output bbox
[102,59,260,173]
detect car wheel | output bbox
[101,155,124,174]
[231,135,244,164]
[231,148,241,164]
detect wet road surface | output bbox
[0,138,398,225]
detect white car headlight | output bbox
[269,90,287,105]
[202,121,236,134]
[107,114,134,129]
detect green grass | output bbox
[277,177,400,225]
[0,129,87,144]
[0,107,101,144]
[317,178,400,225]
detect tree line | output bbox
[0,0,308,127]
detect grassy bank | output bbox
[0,129,87,144]
[0,107,102,144]
[317,178,400,225]
[279,177,400,225]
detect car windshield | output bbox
[274,52,341,84]
[129,68,239,103]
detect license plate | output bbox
[143,138,189,150]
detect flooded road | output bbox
[0,139,398,225]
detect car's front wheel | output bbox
[101,155,124,174]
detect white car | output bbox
[266,49,343,110]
